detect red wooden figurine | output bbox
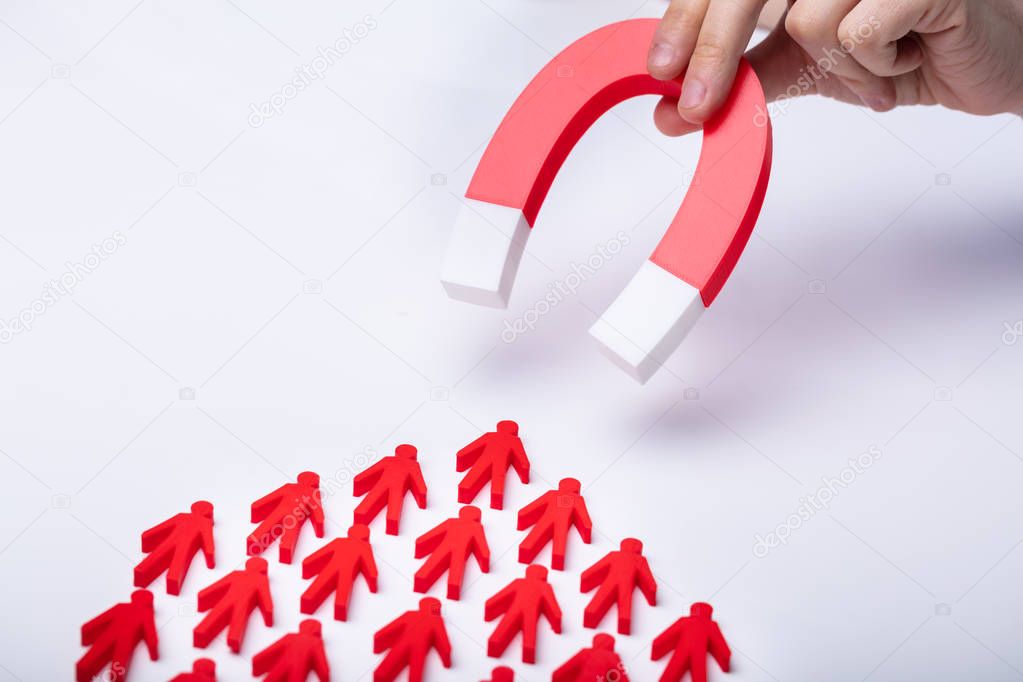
[354,444,428,535]
[485,564,562,664]
[413,505,490,600]
[300,523,378,621]
[134,500,215,595]
[456,420,530,510]
[193,557,273,653]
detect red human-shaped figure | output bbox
[76,589,158,682]
[300,523,378,621]
[580,538,657,635]
[194,557,273,653]
[353,444,428,535]
[483,666,514,682]
[248,471,325,564]
[414,505,490,600]
[134,500,215,595]
[485,564,562,664]
[252,619,330,682]
[456,420,530,510]
[553,633,630,682]
[171,658,217,681]
[373,597,452,682]
[517,477,591,570]
[652,603,731,682]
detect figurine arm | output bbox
[516,492,551,530]
[140,514,180,552]
[708,622,732,672]
[572,497,593,542]
[301,541,334,580]
[636,557,658,605]
[252,637,287,676]
[484,582,518,621]
[579,554,611,593]
[471,525,491,572]
[197,574,232,611]
[142,610,159,660]
[541,584,563,633]
[651,618,685,660]
[409,465,428,509]
[373,615,408,653]
[312,640,331,681]
[359,545,379,592]
[200,519,216,568]
[80,606,117,645]
[414,521,449,559]
[353,459,388,496]
[551,650,586,682]
[250,486,285,523]
[510,439,530,483]
[257,580,274,626]
[310,490,325,536]
[455,435,488,472]
[432,620,453,668]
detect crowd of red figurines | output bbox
[76,420,732,682]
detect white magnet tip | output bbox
[441,199,530,309]
[589,261,705,384]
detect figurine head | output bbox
[130,589,154,607]
[299,619,322,637]
[419,597,441,615]
[491,666,515,682]
[297,471,320,487]
[459,506,481,522]
[193,658,216,676]
[557,478,581,494]
[496,420,519,435]
[191,500,214,518]
[620,538,642,554]
[349,524,370,541]
[525,564,548,581]
[246,557,269,574]
[592,633,616,651]
[690,602,713,618]
[395,444,418,460]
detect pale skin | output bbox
[648,0,1023,136]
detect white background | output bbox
[0,1,1021,681]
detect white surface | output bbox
[441,199,529,308]
[0,1,1021,682]
[590,260,705,384]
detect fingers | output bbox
[784,0,897,110]
[679,0,769,124]
[648,0,712,81]
[839,0,928,76]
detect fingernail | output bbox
[679,79,707,109]
[649,43,675,68]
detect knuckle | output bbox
[663,1,704,35]
[690,38,730,71]
[784,5,825,44]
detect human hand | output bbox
[648,0,1023,135]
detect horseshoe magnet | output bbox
[441,19,772,383]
